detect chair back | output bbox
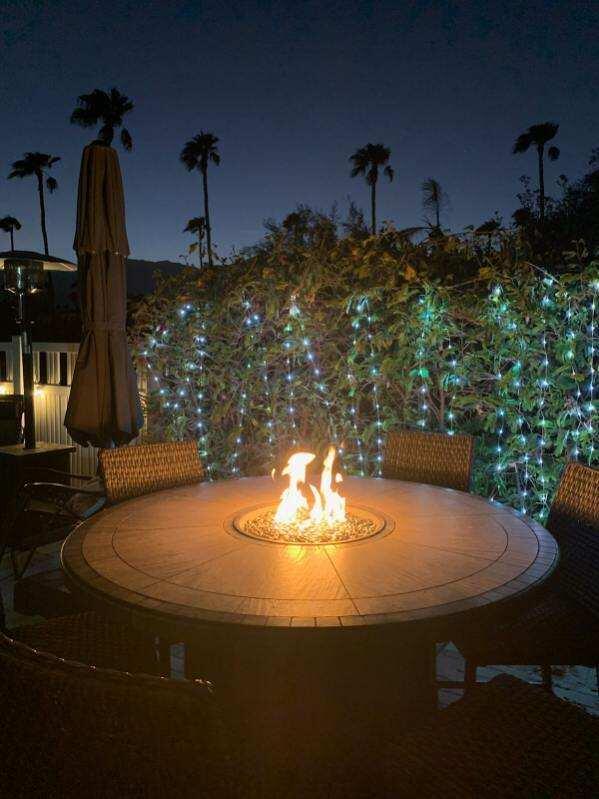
[0,629,232,797]
[383,429,474,492]
[547,461,599,616]
[99,440,203,504]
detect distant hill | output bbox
[51,257,187,307]
[126,258,187,296]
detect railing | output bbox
[0,337,144,476]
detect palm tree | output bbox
[70,88,134,150]
[421,178,447,229]
[180,133,220,266]
[349,143,394,234]
[0,215,21,250]
[183,216,206,267]
[8,153,60,255]
[512,122,560,223]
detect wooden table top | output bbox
[62,476,558,632]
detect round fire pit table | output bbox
[62,476,558,730]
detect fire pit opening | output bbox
[233,446,386,544]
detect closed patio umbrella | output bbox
[65,142,143,448]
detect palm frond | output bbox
[98,124,114,145]
[70,106,99,128]
[421,178,441,208]
[514,122,559,154]
[71,88,133,150]
[0,216,22,232]
[121,128,133,151]
[46,176,58,193]
[548,146,560,162]
[180,132,221,171]
[8,152,60,179]
[350,143,393,182]
[512,132,532,154]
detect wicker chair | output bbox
[455,461,599,691]
[0,622,234,799]
[380,674,599,798]
[99,440,203,504]
[383,429,474,492]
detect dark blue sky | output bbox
[2,0,598,263]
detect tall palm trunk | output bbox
[537,144,545,223]
[36,171,49,255]
[202,167,213,266]
[10,228,15,250]
[371,182,377,235]
[435,204,440,229]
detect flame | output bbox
[274,446,346,527]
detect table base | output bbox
[184,631,437,742]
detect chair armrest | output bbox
[23,467,94,484]
[18,481,106,521]
[22,481,104,498]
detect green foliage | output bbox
[131,227,599,521]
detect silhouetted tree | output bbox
[349,143,394,234]
[513,122,560,223]
[180,133,220,266]
[183,216,206,268]
[0,215,21,250]
[342,200,369,238]
[8,153,60,255]
[421,177,447,229]
[474,218,502,253]
[70,88,134,150]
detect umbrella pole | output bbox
[17,290,36,449]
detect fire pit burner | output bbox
[233,504,386,544]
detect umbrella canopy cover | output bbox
[65,143,143,448]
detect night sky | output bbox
[2,0,598,263]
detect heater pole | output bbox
[17,289,36,449]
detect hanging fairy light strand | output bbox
[362,297,384,474]
[586,281,598,463]
[535,279,555,520]
[415,294,432,429]
[345,302,367,476]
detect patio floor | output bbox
[1,541,597,717]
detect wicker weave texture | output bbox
[547,461,599,617]
[13,610,159,674]
[99,440,203,504]
[0,621,233,798]
[383,429,474,492]
[381,675,599,798]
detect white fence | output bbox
[0,337,145,476]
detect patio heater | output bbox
[0,251,77,449]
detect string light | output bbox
[415,294,432,429]
[137,269,598,520]
[364,298,384,475]
[584,282,597,462]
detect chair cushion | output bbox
[455,590,599,666]
[64,489,106,518]
[12,610,159,675]
[381,675,599,798]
